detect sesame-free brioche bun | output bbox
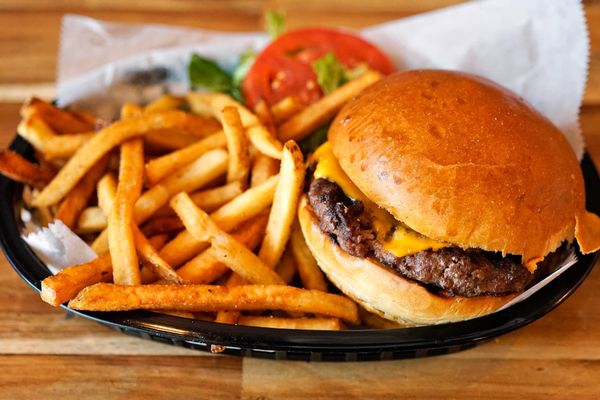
[298,197,514,325]
[328,70,600,269]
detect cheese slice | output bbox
[312,142,446,258]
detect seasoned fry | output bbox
[21,97,95,134]
[144,95,185,114]
[0,149,54,189]
[188,182,244,213]
[170,193,284,284]
[270,96,303,124]
[131,224,182,284]
[97,172,117,216]
[32,110,222,207]
[55,155,109,229]
[108,138,144,285]
[17,114,94,160]
[278,70,382,141]
[135,148,228,223]
[176,212,268,284]
[120,103,143,118]
[187,92,283,159]
[258,141,305,268]
[275,246,297,284]
[40,254,112,307]
[68,283,359,323]
[238,316,342,330]
[290,222,328,291]
[144,130,227,185]
[250,153,279,187]
[222,106,251,185]
[76,207,107,234]
[253,99,276,134]
[140,234,170,283]
[157,175,277,267]
[141,216,184,236]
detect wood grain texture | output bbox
[0,1,599,399]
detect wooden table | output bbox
[0,1,599,399]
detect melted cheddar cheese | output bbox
[312,142,446,258]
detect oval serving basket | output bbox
[1,135,598,362]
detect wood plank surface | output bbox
[0,1,599,399]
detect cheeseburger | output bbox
[298,70,600,326]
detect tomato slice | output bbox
[242,28,394,108]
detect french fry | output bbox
[144,130,227,185]
[32,110,222,207]
[176,212,268,284]
[157,175,277,267]
[250,153,279,187]
[258,141,305,268]
[270,96,303,124]
[131,224,182,284]
[68,283,359,323]
[253,99,276,134]
[209,174,279,232]
[278,70,382,142]
[145,131,214,151]
[40,254,112,307]
[222,106,251,185]
[141,216,184,236]
[17,113,94,160]
[0,149,55,189]
[170,193,284,285]
[108,138,144,285]
[187,92,283,159]
[120,103,143,118]
[135,148,228,223]
[237,316,342,330]
[275,246,297,284]
[188,182,244,213]
[21,97,95,134]
[215,310,240,324]
[55,155,109,229]
[290,222,328,291]
[140,234,170,284]
[97,172,117,216]
[75,207,107,234]
[144,95,185,114]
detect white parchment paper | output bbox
[47,0,590,311]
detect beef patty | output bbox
[307,178,534,297]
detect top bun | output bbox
[329,70,600,268]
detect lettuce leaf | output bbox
[265,10,286,39]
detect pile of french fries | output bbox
[1,70,393,331]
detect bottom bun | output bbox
[298,196,516,326]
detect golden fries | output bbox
[238,316,342,330]
[97,172,117,216]
[144,131,227,185]
[41,254,112,306]
[270,96,303,124]
[0,149,54,189]
[176,212,268,284]
[187,92,283,159]
[69,283,359,323]
[171,193,284,284]
[144,95,185,114]
[131,224,182,284]
[278,70,382,141]
[222,106,251,185]
[55,156,109,229]
[250,153,280,187]
[21,97,95,134]
[76,207,107,234]
[290,222,328,291]
[108,139,144,285]
[17,114,94,160]
[258,141,305,268]
[8,87,385,331]
[33,110,220,207]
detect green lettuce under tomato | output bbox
[265,10,286,39]
[311,52,369,94]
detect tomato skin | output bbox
[242,28,394,108]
